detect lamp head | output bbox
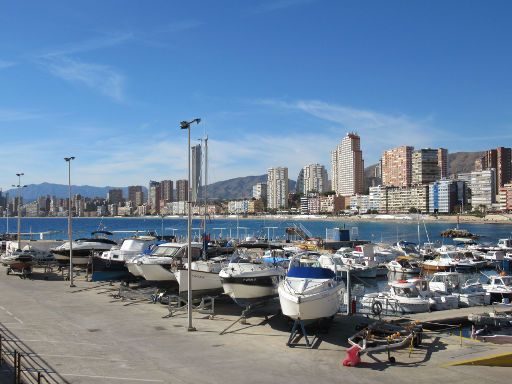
[180,118,201,129]
[16,173,24,177]
[64,156,75,162]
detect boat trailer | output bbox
[343,320,423,366]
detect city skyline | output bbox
[2,1,512,190]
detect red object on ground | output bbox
[342,345,362,367]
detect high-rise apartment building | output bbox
[296,169,304,195]
[148,181,161,214]
[191,144,202,203]
[496,147,511,189]
[475,147,511,194]
[412,149,440,185]
[160,180,174,202]
[252,183,267,200]
[176,179,188,202]
[381,146,413,187]
[331,133,364,196]
[128,186,144,206]
[429,179,458,213]
[498,183,512,212]
[470,169,496,209]
[438,148,449,179]
[267,167,289,209]
[303,164,328,194]
[107,189,123,205]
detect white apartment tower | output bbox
[303,163,328,194]
[252,183,267,200]
[267,167,289,209]
[331,133,364,196]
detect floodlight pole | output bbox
[65,157,76,287]
[180,118,201,332]
[14,173,25,251]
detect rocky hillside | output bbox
[206,175,296,200]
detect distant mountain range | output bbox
[3,151,480,202]
[3,182,147,202]
[206,175,296,200]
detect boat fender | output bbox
[342,344,362,367]
[371,301,383,316]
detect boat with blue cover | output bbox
[278,259,343,321]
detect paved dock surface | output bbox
[0,267,511,383]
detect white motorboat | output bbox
[133,242,203,283]
[393,240,420,256]
[484,250,505,262]
[2,240,60,267]
[219,254,286,307]
[174,258,226,298]
[90,236,158,281]
[482,275,512,304]
[386,256,420,274]
[409,277,459,311]
[361,280,430,315]
[278,259,343,321]
[51,230,118,266]
[336,251,378,278]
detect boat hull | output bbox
[278,284,342,321]
[174,269,223,298]
[221,275,280,307]
[138,264,176,282]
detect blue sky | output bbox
[1,0,512,190]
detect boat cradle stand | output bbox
[219,301,274,336]
[164,295,216,319]
[287,319,318,349]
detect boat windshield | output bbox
[499,277,512,286]
[393,286,419,298]
[151,246,182,257]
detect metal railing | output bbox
[0,334,49,383]
[0,325,65,384]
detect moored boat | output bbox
[90,235,158,281]
[51,231,118,266]
[278,259,343,321]
[219,253,286,307]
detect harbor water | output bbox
[2,216,511,244]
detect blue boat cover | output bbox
[262,257,288,264]
[287,267,335,279]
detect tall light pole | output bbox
[65,157,76,288]
[180,118,201,332]
[13,173,26,251]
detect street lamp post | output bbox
[180,118,201,332]
[65,157,76,288]
[13,173,26,251]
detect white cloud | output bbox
[0,60,16,69]
[37,33,133,58]
[0,108,52,122]
[256,99,440,164]
[37,56,125,102]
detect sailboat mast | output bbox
[203,136,208,258]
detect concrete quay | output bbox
[0,267,511,384]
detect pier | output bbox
[0,266,511,383]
